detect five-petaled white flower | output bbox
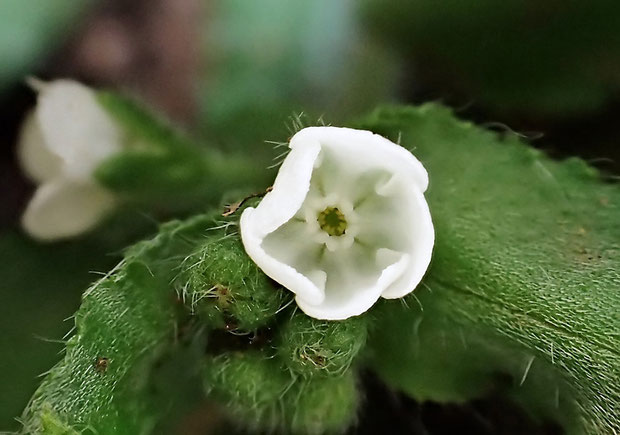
[240,127,434,320]
[18,79,121,241]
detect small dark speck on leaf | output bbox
[94,356,109,374]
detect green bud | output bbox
[177,235,290,331]
[277,312,369,377]
[37,410,78,435]
[202,352,359,434]
[285,370,359,435]
[202,351,293,431]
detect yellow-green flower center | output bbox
[317,206,347,237]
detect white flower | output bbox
[240,127,434,320]
[18,79,121,241]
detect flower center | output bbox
[317,206,347,237]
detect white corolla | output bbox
[240,127,434,320]
[18,79,121,241]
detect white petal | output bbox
[16,111,62,183]
[21,179,117,241]
[34,79,122,179]
[246,139,321,236]
[296,248,410,320]
[353,175,435,299]
[380,190,434,299]
[240,126,434,320]
[241,208,326,305]
[292,127,429,192]
[240,139,326,304]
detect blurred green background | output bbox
[1,1,619,433]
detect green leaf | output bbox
[360,105,620,434]
[19,214,220,434]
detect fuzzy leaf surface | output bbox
[361,105,619,435]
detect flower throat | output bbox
[317,206,347,237]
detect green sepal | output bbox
[94,91,259,209]
[276,312,369,377]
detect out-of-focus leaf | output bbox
[363,0,620,116]
[0,0,95,94]
[200,0,398,161]
[203,0,355,123]
[361,105,619,434]
[95,91,266,211]
[0,231,116,431]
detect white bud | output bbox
[18,79,121,241]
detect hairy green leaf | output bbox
[20,214,220,434]
[360,105,620,434]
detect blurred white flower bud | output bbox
[18,79,121,241]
